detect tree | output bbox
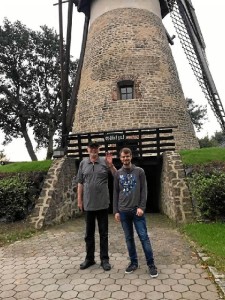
[0,149,9,165]
[186,98,207,132]
[198,136,218,148]
[211,131,225,145]
[198,131,225,148]
[0,19,78,160]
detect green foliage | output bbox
[180,148,225,221]
[0,150,8,163]
[198,131,225,148]
[186,98,207,132]
[0,161,48,222]
[0,160,52,173]
[0,176,34,221]
[0,160,50,222]
[188,172,225,221]
[198,136,218,148]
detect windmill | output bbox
[62,0,225,152]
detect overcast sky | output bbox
[0,0,224,161]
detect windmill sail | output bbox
[166,0,225,132]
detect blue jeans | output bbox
[120,208,154,266]
[85,209,109,262]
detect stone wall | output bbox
[29,157,79,229]
[160,151,194,223]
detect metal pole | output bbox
[58,0,67,148]
[64,0,73,134]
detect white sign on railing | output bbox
[104,133,125,143]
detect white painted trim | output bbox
[90,0,162,25]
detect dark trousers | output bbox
[84,209,109,262]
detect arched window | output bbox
[117,80,134,100]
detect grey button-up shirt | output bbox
[76,157,110,211]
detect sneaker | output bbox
[125,263,138,274]
[149,264,158,278]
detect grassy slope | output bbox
[0,160,52,173]
[180,147,225,166]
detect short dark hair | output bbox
[119,147,132,156]
[88,140,100,148]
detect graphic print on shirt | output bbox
[119,174,137,195]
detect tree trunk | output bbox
[46,134,54,160]
[22,129,38,161]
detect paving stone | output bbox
[122,284,138,293]
[201,290,222,300]
[155,284,171,292]
[189,283,207,292]
[94,290,111,299]
[45,290,62,299]
[77,290,94,299]
[164,290,182,299]
[89,284,105,292]
[172,283,189,292]
[43,284,59,292]
[61,290,78,300]
[146,290,163,300]
[111,290,128,299]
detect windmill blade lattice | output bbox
[166,0,225,133]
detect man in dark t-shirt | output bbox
[113,147,158,278]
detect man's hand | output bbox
[105,152,117,175]
[77,199,83,212]
[77,183,83,212]
[105,152,113,167]
[114,213,120,222]
[136,208,144,217]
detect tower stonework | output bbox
[72,0,199,150]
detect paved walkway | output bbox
[0,214,224,300]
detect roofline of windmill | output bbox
[74,0,170,18]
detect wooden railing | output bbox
[66,126,177,160]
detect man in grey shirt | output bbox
[76,140,116,271]
[113,147,158,277]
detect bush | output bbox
[188,172,225,221]
[0,172,45,222]
[0,176,32,221]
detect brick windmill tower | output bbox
[65,0,225,153]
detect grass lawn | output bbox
[0,160,52,173]
[0,220,40,247]
[181,222,225,273]
[180,147,225,166]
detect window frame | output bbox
[118,80,134,100]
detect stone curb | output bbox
[197,251,225,298]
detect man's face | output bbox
[120,152,132,166]
[87,146,100,156]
